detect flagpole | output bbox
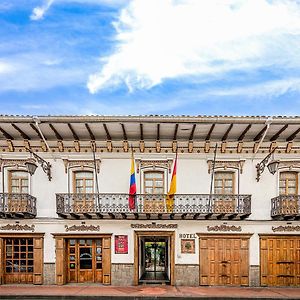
[208,143,217,210]
[92,142,100,208]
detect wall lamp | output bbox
[25,148,52,181]
[256,146,279,182]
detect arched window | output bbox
[279,171,298,195]
[73,171,94,194]
[144,171,164,194]
[8,170,29,194]
[214,171,234,194]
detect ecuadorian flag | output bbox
[166,152,177,212]
[129,150,136,210]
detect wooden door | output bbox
[260,236,300,286]
[67,239,102,283]
[199,236,249,286]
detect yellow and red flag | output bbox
[166,152,177,212]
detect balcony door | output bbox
[213,172,235,213]
[279,172,298,214]
[73,171,94,211]
[8,170,29,213]
[143,171,165,213]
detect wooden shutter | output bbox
[102,237,111,285]
[33,237,43,285]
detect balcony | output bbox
[271,195,300,220]
[56,193,251,220]
[0,193,37,218]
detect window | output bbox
[279,172,298,195]
[214,172,234,194]
[74,171,94,193]
[144,171,164,194]
[9,171,28,194]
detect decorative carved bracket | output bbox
[0,224,35,232]
[136,159,173,174]
[63,159,101,173]
[0,158,36,170]
[278,161,300,170]
[207,160,245,174]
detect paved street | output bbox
[0,285,300,299]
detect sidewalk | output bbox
[0,285,300,299]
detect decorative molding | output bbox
[136,159,173,174]
[65,225,100,232]
[207,160,245,174]
[131,223,178,229]
[0,158,36,170]
[207,225,242,232]
[63,159,101,173]
[0,224,35,232]
[278,161,300,170]
[272,225,300,232]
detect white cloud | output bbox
[208,78,300,98]
[30,0,54,21]
[0,61,15,74]
[87,0,300,93]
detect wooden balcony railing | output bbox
[271,195,300,220]
[56,193,251,220]
[0,193,37,218]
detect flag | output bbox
[166,151,177,212]
[129,149,136,210]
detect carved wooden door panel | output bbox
[199,236,249,286]
[261,236,300,286]
[67,239,103,283]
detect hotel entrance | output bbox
[134,231,175,285]
[140,237,169,283]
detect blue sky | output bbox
[1,0,300,116]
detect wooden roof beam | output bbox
[0,126,14,140]
[253,125,267,141]
[206,124,215,141]
[30,123,44,140]
[140,124,144,140]
[157,124,160,141]
[270,124,288,141]
[121,123,127,141]
[222,124,233,141]
[238,124,251,141]
[11,124,30,140]
[85,123,95,141]
[173,124,179,140]
[189,124,196,140]
[286,127,300,141]
[49,123,63,140]
[68,123,79,140]
[103,123,111,140]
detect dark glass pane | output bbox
[28,246,33,252]
[14,246,19,252]
[79,239,85,246]
[20,239,27,245]
[70,255,75,261]
[69,239,75,246]
[20,261,27,272]
[13,253,19,259]
[6,239,12,245]
[21,253,26,259]
[28,239,33,245]
[79,248,92,269]
[13,239,20,245]
[28,266,33,272]
[96,239,101,246]
[28,253,33,259]
[86,239,92,246]
[21,246,26,252]
[96,263,102,269]
[70,248,75,254]
[28,260,33,266]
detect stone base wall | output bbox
[43,263,56,285]
[175,264,199,286]
[111,263,134,286]
[249,265,260,287]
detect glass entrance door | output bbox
[67,239,103,283]
[139,237,169,283]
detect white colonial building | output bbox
[0,115,299,287]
